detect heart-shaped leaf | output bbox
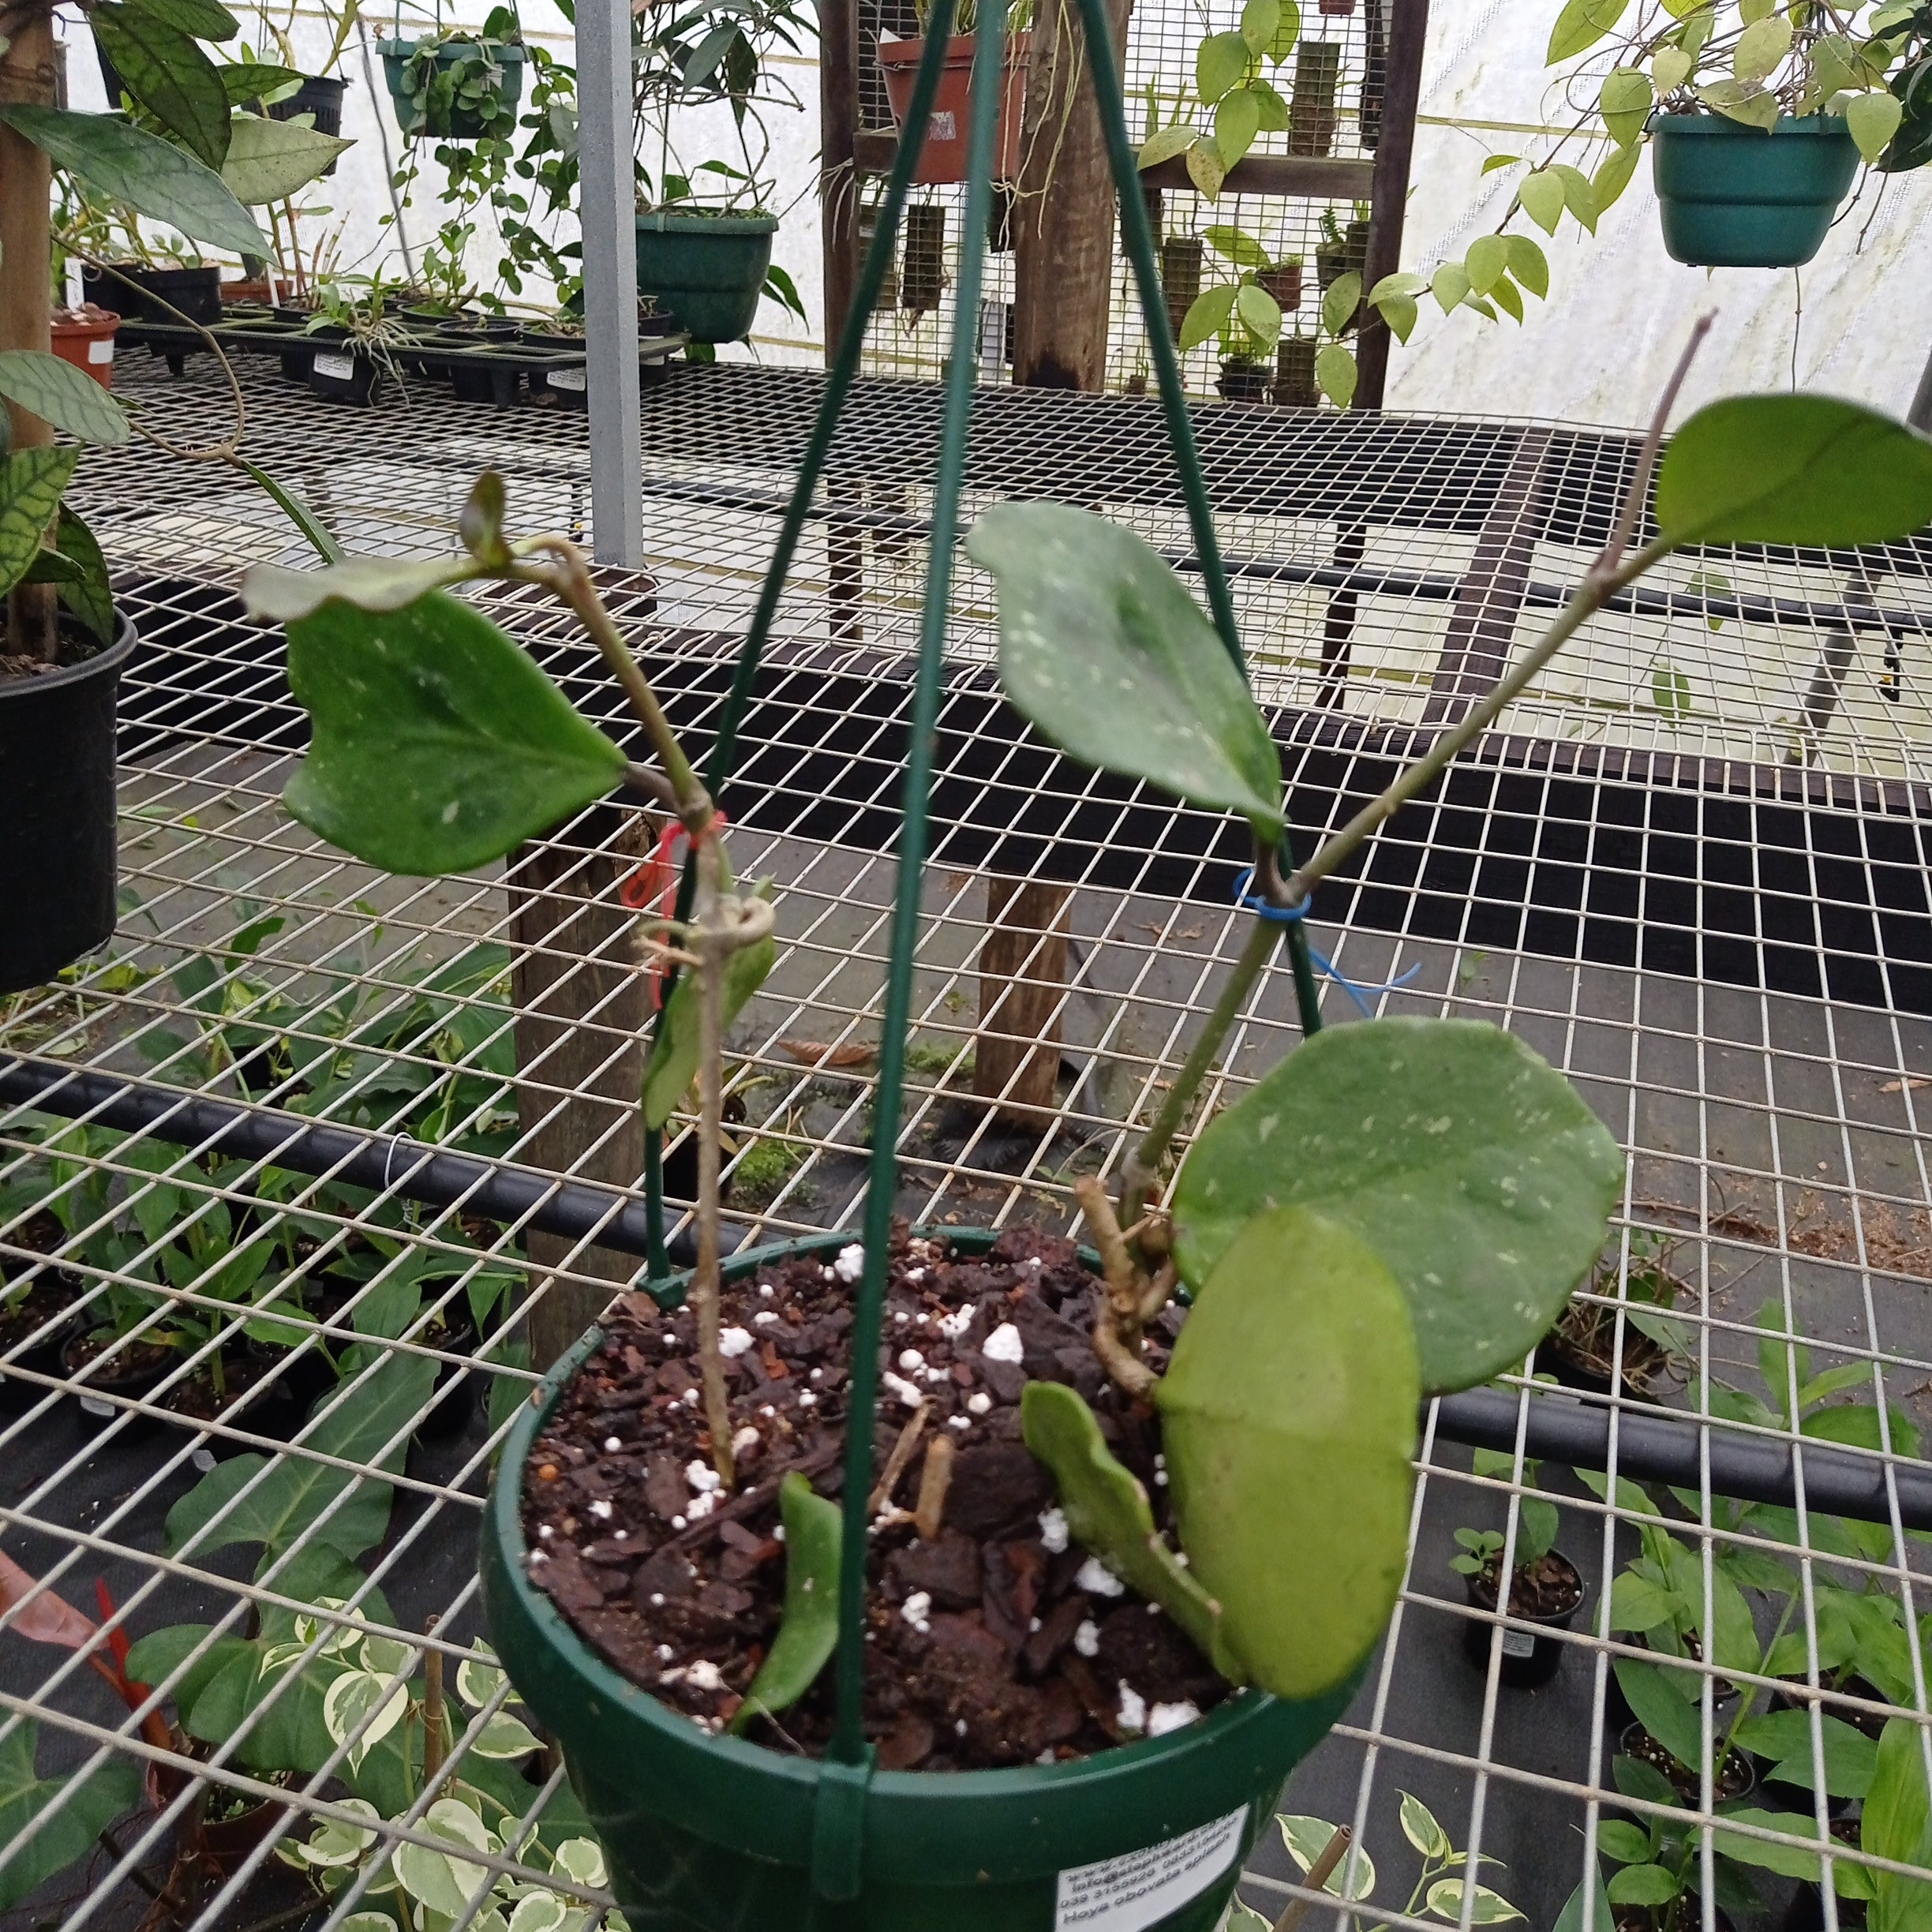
[1431,261,1473,311]
[90,2,232,166]
[1733,13,1793,81]
[1655,395,1932,549]
[1204,223,1271,269]
[1601,65,1653,144]
[1196,29,1251,103]
[0,351,129,447]
[282,589,627,875]
[1464,234,1508,295]
[1234,279,1281,347]
[1848,88,1905,161]
[1215,84,1262,168]
[728,1472,841,1731]
[1548,0,1630,62]
[1137,122,1195,169]
[0,449,80,600]
[1518,168,1567,233]
[1159,1206,1420,1698]
[967,502,1284,840]
[1022,1381,1236,1676]
[1315,343,1357,408]
[1653,44,1693,90]
[1240,0,1279,55]
[243,553,477,620]
[1503,234,1549,298]
[1179,283,1238,352]
[1321,268,1361,334]
[0,105,267,256]
[1172,1017,1624,1394]
[221,110,352,203]
[1186,133,1228,199]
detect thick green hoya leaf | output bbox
[49,507,114,642]
[642,874,776,1129]
[282,590,627,876]
[222,110,353,204]
[243,554,475,620]
[0,448,80,600]
[729,1473,841,1732]
[90,1,233,167]
[131,0,242,41]
[1656,396,1932,550]
[0,105,267,257]
[220,59,303,102]
[1171,1017,1623,1395]
[1021,1380,1238,1678]
[0,351,129,446]
[965,503,1285,841]
[1159,1207,1419,1699]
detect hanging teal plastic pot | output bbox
[378,37,525,140]
[481,1230,1355,1932]
[1651,114,1859,268]
[634,212,778,345]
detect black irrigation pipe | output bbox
[9,1052,1932,1532]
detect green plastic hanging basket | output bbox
[480,1232,1354,1932]
[378,36,525,140]
[1651,113,1859,268]
[635,212,778,345]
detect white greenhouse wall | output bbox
[56,0,1932,417]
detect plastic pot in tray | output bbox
[306,337,380,406]
[1461,1548,1587,1689]
[60,1328,173,1428]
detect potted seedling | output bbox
[1450,1451,1586,1689]
[1541,0,1928,265]
[1137,0,1301,200]
[1537,1228,1692,1400]
[631,0,815,344]
[1178,224,1305,389]
[223,223,1932,1921]
[877,0,1034,186]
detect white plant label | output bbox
[88,339,114,364]
[548,365,586,392]
[930,110,957,141]
[1054,1804,1249,1932]
[312,351,357,381]
[1500,1628,1535,1659]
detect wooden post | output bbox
[1353,0,1431,410]
[819,0,860,358]
[1,2,58,652]
[974,875,1071,1121]
[1009,0,1135,390]
[508,808,655,1369]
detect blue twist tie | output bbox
[1231,867,1423,1020]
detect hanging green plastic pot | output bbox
[378,36,525,140]
[1651,113,1859,268]
[635,212,778,345]
[480,1232,1354,1932]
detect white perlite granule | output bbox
[1116,1684,1148,1733]
[982,1322,1024,1364]
[900,1591,932,1633]
[833,1243,866,1283]
[1076,1556,1125,1597]
[1147,1701,1201,1737]
[1073,1619,1099,1657]
[1037,1507,1069,1554]
[966,1391,993,1416]
[718,1327,754,1358]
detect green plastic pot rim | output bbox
[635,209,780,235]
[377,36,526,62]
[1650,110,1849,137]
[489,1226,1298,1800]
[0,615,137,704]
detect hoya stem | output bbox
[691,827,736,1490]
[520,538,710,832]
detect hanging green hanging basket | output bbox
[481,1231,1354,1932]
[634,211,779,345]
[378,36,526,141]
[1651,113,1859,268]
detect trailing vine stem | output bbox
[1086,317,1714,1399]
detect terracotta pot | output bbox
[51,310,118,390]
[876,30,1032,185]
[221,277,291,305]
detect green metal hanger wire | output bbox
[637,0,1329,1773]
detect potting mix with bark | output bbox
[520,1224,1230,1769]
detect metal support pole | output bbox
[577,0,645,565]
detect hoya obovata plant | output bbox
[244,345,1932,1715]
